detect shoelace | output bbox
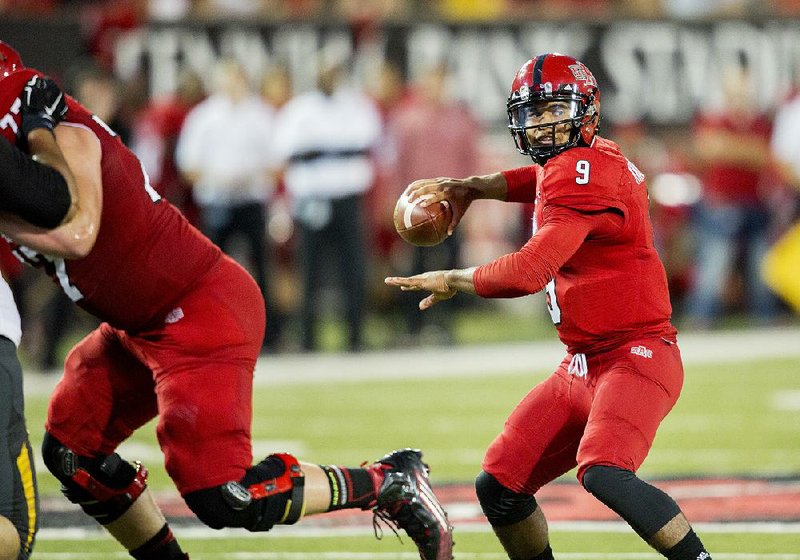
[372,507,405,544]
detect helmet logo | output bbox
[518,85,530,101]
[568,63,596,87]
[542,82,553,94]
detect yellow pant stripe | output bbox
[15,442,36,553]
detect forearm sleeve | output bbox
[0,137,71,228]
[501,165,538,203]
[473,207,598,298]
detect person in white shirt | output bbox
[272,61,382,352]
[177,59,282,349]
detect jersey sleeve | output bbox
[501,165,538,203]
[541,148,628,216]
[473,206,602,298]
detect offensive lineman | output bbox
[0,47,82,559]
[386,54,712,560]
[0,41,453,560]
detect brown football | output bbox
[393,193,452,247]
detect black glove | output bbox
[20,75,68,137]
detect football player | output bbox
[0,41,453,560]
[0,44,79,560]
[386,53,712,560]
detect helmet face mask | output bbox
[508,97,585,160]
[507,54,600,164]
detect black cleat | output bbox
[368,448,454,560]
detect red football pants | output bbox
[45,255,265,494]
[482,336,683,495]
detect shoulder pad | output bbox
[0,69,41,144]
[540,147,627,214]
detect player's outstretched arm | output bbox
[0,124,102,259]
[385,267,478,310]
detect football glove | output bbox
[21,75,67,137]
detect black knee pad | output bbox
[582,465,681,538]
[475,470,537,527]
[184,453,305,532]
[41,432,148,525]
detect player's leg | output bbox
[0,336,38,560]
[157,361,452,558]
[42,324,188,560]
[0,516,19,560]
[478,362,588,560]
[577,338,711,559]
[153,348,453,550]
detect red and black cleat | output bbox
[367,448,454,560]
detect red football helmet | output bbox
[0,41,24,82]
[507,53,600,164]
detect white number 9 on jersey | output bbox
[575,160,590,185]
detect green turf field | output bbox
[23,339,800,558]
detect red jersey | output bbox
[476,137,676,353]
[693,112,771,205]
[0,70,222,332]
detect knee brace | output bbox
[41,432,148,525]
[184,453,305,533]
[582,465,680,538]
[475,470,537,527]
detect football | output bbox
[393,192,452,247]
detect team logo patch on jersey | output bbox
[630,345,653,359]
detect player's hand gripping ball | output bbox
[393,191,453,247]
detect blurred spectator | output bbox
[764,87,800,313]
[132,67,206,224]
[176,58,282,350]
[67,61,133,144]
[80,0,146,70]
[367,60,411,271]
[684,65,780,328]
[272,60,382,352]
[261,63,293,109]
[387,62,480,342]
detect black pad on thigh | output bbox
[582,465,681,538]
[475,470,537,527]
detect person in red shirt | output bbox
[386,54,711,560]
[0,41,453,560]
[684,66,779,328]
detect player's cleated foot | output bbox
[367,448,454,560]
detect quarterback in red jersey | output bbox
[0,41,453,560]
[386,54,711,560]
